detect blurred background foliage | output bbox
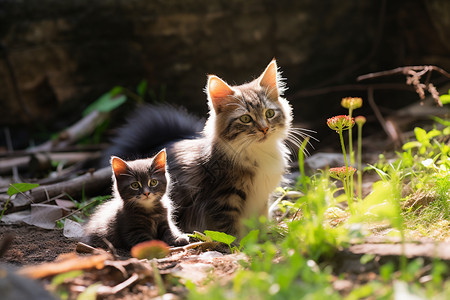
[1,0,449,149]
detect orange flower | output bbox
[327,115,355,132]
[329,166,356,181]
[131,240,170,259]
[341,97,363,110]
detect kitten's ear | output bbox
[111,156,128,177]
[258,59,279,101]
[153,149,166,172]
[207,75,235,113]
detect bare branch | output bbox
[357,65,450,81]
[0,151,102,175]
[357,65,450,107]
[31,110,110,152]
[6,167,111,212]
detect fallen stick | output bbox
[0,151,102,175]
[18,252,112,279]
[31,110,110,152]
[97,273,140,296]
[9,167,112,209]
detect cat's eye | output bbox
[265,109,275,118]
[149,179,158,187]
[130,182,141,190]
[239,114,252,123]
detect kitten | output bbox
[107,59,305,238]
[84,149,188,250]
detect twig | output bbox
[55,196,109,223]
[357,66,450,81]
[0,151,102,175]
[169,241,222,254]
[0,144,107,158]
[97,273,140,296]
[358,65,450,107]
[31,110,109,152]
[102,237,119,260]
[76,242,102,254]
[366,87,402,147]
[18,253,111,279]
[6,167,111,212]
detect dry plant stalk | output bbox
[18,252,111,279]
[358,65,450,106]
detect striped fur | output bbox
[84,150,188,249]
[167,60,293,237]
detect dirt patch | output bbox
[0,224,77,266]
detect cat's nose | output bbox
[260,127,269,135]
[144,192,150,197]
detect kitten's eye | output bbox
[149,179,158,187]
[265,109,275,118]
[130,182,141,190]
[239,114,252,123]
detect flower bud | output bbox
[341,97,363,110]
[355,116,366,126]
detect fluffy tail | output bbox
[103,104,204,165]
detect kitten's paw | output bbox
[173,234,190,246]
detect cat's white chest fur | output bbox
[240,140,287,219]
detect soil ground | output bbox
[0,224,76,266]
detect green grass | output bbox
[186,103,450,299]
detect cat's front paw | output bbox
[173,234,190,246]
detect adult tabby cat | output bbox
[84,149,188,249]
[107,59,297,238]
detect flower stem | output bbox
[338,129,354,214]
[0,196,11,221]
[348,108,354,165]
[347,109,355,212]
[357,122,363,200]
[339,129,348,171]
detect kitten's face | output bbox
[216,86,287,143]
[111,150,167,210]
[206,60,291,146]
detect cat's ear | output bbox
[258,59,279,102]
[111,156,128,177]
[153,149,166,172]
[207,75,235,113]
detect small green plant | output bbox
[439,89,450,105]
[82,86,127,117]
[186,96,450,298]
[189,230,237,252]
[0,183,40,221]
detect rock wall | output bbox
[1,0,449,137]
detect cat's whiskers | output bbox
[286,127,318,157]
[289,128,318,144]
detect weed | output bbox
[186,97,450,298]
[0,183,39,221]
